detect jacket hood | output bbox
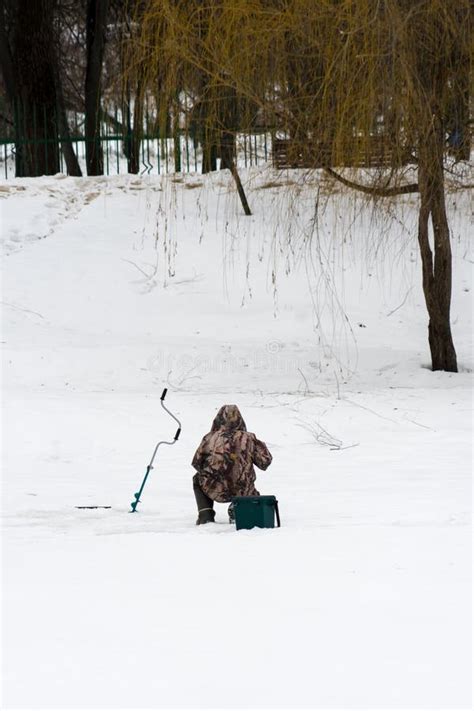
[211,404,247,432]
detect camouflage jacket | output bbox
[192,405,272,503]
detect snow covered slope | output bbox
[1,169,472,709]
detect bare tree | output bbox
[0,0,60,176]
[85,0,109,175]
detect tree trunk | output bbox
[85,0,108,176]
[229,161,252,216]
[0,1,15,100]
[417,123,458,372]
[55,67,82,176]
[219,86,237,170]
[173,96,181,173]
[128,86,144,174]
[200,81,217,174]
[202,126,217,173]
[3,0,60,177]
[57,98,82,177]
[123,86,132,160]
[220,130,235,170]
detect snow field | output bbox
[1,168,472,709]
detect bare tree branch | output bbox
[324,167,419,197]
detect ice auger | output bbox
[129,389,181,512]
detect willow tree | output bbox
[126,0,472,373]
[272,0,471,372]
[124,0,259,211]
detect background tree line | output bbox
[0,0,140,176]
[1,1,470,179]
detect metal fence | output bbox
[0,115,273,180]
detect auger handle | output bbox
[129,388,181,513]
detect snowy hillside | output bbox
[1,168,472,709]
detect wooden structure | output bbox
[272,136,410,170]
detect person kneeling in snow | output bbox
[191,404,272,525]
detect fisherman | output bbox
[191,404,272,524]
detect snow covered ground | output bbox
[1,168,472,709]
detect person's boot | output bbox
[228,503,235,524]
[193,474,215,525]
[196,507,216,525]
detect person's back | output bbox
[192,404,272,524]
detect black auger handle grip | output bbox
[161,388,168,401]
[175,427,181,441]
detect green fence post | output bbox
[57,104,64,174]
[74,111,79,168]
[157,131,161,175]
[43,104,48,175]
[13,98,19,177]
[185,131,190,173]
[115,106,120,174]
[175,131,181,173]
[105,111,109,176]
[146,109,151,173]
[31,103,37,176]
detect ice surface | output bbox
[1,169,472,709]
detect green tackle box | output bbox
[231,495,281,530]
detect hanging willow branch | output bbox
[124,0,472,372]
